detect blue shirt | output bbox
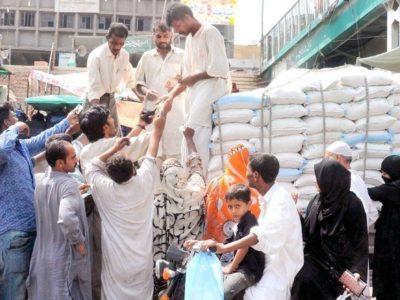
[0,119,70,234]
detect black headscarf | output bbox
[306,159,351,238]
[381,155,400,183]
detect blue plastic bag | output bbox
[185,251,224,300]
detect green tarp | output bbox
[25,95,84,112]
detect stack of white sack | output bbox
[270,66,398,210]
[207,90,263,182]
[208,88,307,193]
[207,66,399,205]
[249,85,308,193]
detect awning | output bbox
[358,47,400,72]
[28,70,87,97]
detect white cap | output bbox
[326,141,352,157]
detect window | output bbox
[98,15,112,30]
[117,16,131,30]
[20,11,35,27]
[1,10,15,26]
[136,17,152,32]
[40,13,54,27]
[60,14,74,28]
[0,10,15,26]
[79,15,92,29]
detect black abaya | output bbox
[291,160,369,300]
[368,155,400,300]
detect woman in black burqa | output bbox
[368,155,400,299]
[291,159,368,300]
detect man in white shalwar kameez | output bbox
[135,21,185,160]
[78,106,150,299]
[193,154,304,300]
[163,3,230,173]
[84,106,169,300]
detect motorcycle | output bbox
[155,243,222,300]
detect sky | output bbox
[234,0,297,45]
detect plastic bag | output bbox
[185,251,223,300]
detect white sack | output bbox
[306,102,345,117]
[303,117,355,134]
[212,109,254,125]
[250,134,305,153]
[250,104,307,126]
[342,98,391,120]
[355,115,396,131]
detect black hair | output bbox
[153,20,171,33]
[79,106,110,142]
[249,153,280,184]
[45,133,73,146]
[0,103,11,131]
[106,153,135,184]
[225,184,251,204]
[166,3,194,27]
[45,140,70,167]
[106,23,129,40]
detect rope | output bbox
[363,76,370,180]
[260,89,266,152]
[260,89,271,153]
[215,103,225,171]
[319,81,327,153]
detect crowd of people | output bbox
[0,3,399,300]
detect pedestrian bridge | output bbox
[261,0,388,82]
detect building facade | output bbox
[0,0,179,65]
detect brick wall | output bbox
[0,65,86,103]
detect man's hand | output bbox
[222,264,234,275]
[183,239,200,251]
[139,109,155,125]
[183,127,195,140]
[145,89,159,101]
[66,123,81,136]
[161,99,173,114]
[291,191,300,204]
[15,121,30,137]
[90,99,100,106]
[113,137,130,152]
[153,113,166,133]
[179,75,196,87]
[79,183,90,195]
[74,242,86,256]
[66,110,79,126]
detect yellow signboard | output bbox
[181,0,236,25]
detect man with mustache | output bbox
[27,139,91,300]
[86,22,136,133]
[135,21,185,162]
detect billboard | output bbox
[55,0,99,13]
[101,36,153,54]
[181,0,236,25]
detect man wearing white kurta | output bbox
[164,3,230,173]
[192,154,304,300]
[79,106,150,299]
[325,141,379,228]
[135,22,185,159]
[84,108,169,299]
[86,23,136,131]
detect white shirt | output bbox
[350,170,379,228]
[85,157,156,300]
[246,184,304,300]
[183,23,230,128]
[86,43,136,100]
[135,47,185,156]
[80,133,150,175]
